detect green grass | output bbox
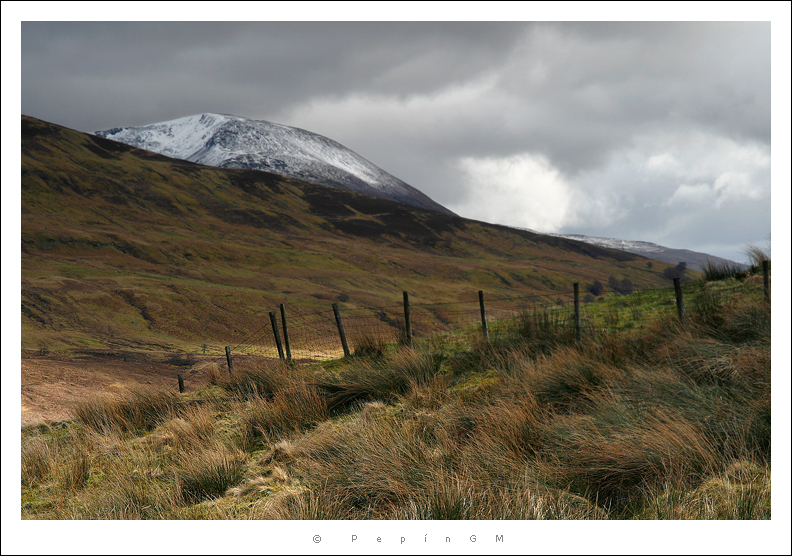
[21,276,771,520]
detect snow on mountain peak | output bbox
[95,113,453,214]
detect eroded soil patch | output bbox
[20,351,215,423]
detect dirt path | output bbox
[20,351,219,423]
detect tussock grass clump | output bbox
[673,285,770,346]
[72,387,180,432]
[289,414,451,516]
[744,244,770,271]
[717,298,771,345]
[316,347,446,409]
[637,460,771,519]
[540,407,720,511]
[520,347,622,411]
[71,462,178,519]
[240,382,328,444]
[154,405,218,452]
[256,488,361,520]
[174,444,247,504]
[25,426,181,519]
[702,258,747,281]
[213,361,298,400]
[403,372,451,409]
[56,448,91,492]
[21,435,58,486]
[352,334,388,358]
[391,475,607,520]
[482,399,545,458]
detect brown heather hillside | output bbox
[21,114,673,358]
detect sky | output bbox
[10,10,791,264]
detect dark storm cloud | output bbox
[21,21,526,132]
[18,19,779,263]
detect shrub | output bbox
[617,278,634,295]
[607,276,634,295]
[587,280,604,296]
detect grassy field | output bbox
[21,273,771,521]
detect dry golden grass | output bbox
[22,281,771,520]
[239,381,328,444]
[174,443,248,504]
[21,435,57,487]
[72,387,180,433]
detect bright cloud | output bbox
[449,153,575,232]
[713,171,764,205]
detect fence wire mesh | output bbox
[196,277,766,376]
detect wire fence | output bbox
[193,273,768,377]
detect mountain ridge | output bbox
[546,233,746,272]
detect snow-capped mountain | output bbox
[547,233,746,272]
[95,113,452,214]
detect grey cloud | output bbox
[22,22,526,132]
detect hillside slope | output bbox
[22,115,673,353]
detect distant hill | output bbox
[547,234,747,272]
[22,115,674,352]
[96,113,453,214]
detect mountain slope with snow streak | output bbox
[547,233,746,272]
[96,113,453,214]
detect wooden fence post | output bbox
[573,283,581,341]
[280,303,292,362]
[225,346,234,373]
[270,311,285,361]
[178,373,185,393]
[478,290,489,343]
[332,303,351,357]
[762,260,770,302]
[673,278,686,323]
[402,291,413,347]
